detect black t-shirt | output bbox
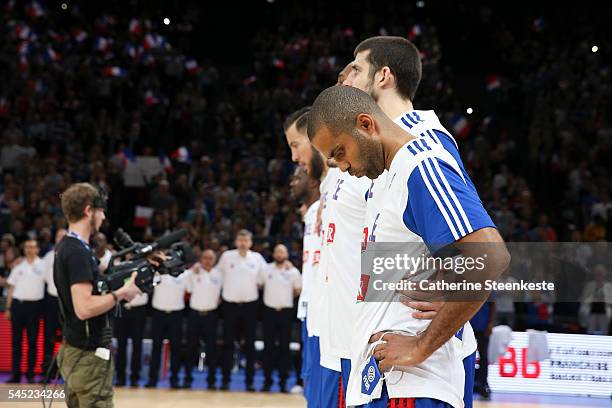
[54,236,107,350]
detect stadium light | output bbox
[163,17,170,25]
[592,45,599,53]
[466,107,473,115]
[61,2,67,10]
[416,1,425,8]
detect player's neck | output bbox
[304,190,320,208]
[377,93,414,120]
[381,122,417,170]
[25,255,37,263]
[69,220,92,243]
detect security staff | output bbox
[6,239,45,383]
[261,244,302,393]
[146,272,187,389]
[54,183,142,407]
[184,249,222,389]
[40,229,67,381]
[217,229,267,391]
[114,291,148,387]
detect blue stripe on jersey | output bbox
[406,112,420,125]
[403,156,496,253]
[407,144,419,156]
[412,111,423,122]
[401,116,414,129]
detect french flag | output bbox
[116,148,135,167]
[143,33,157,50]
[95,37,112,53]
[185,59,199,74]
[17,42,31,55]
[243,75,257,86]
[485,75,501,91]
[160,155,174,174]
[144,90,159,106]
[73,28,87,43]
[171,146,191,164]
[449,114,471,139]
[19,55,29,72]
[125,43,138,59]
[15,24,32,40]
[408,24,422,40]
[272,58,285,69]
[133,206,154,227]
[104,66,126,77]
[129,19,142,35]
[25,1,46,19]
[45,47,60,62]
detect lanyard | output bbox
[67,230,98,266]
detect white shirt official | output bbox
[185,265,223,312]
[126,292,149,308]
[7,258,45,301]
[261,262,302,309]
[152,273,187,312]
[218,249,266,303]
[97,248,113,273]
[41,250,57,297]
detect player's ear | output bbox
[356,113,376,136]
[378,66,394,89]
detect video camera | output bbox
[94,228,195,294]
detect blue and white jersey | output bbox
[346,115,495,407]
[395,110,479,358]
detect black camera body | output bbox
[94,228,195,294]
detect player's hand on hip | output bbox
[369,331,429,372]
[402,300,444,320]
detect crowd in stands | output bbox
[1,0,610,356]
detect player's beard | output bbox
[354,131,385,179]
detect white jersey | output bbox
[394,110,477,358]
[41,249,57,297]
[297,200,320,321]
[319,168,370,367]
[310,167,340,370]
[7,258,45,301]
[346,128,496,407]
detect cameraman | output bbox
[54,183,142,407]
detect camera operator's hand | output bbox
[147,250,169,267]
[115,272,142,302]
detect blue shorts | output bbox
[301,320,311,382]
[341,358,351,405]
[307,336,339,408]
[305,335,321,407]
[320,361,340,408]
[463,352,476,408]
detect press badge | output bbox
[361,355,381,396]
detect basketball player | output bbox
[308,86,510,407]
[341,36,479,407]
[285,108,345,407]
[289,165,321,401]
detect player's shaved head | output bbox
[307,85,385,142]
[353,36,422,101]
[307,86,390,179]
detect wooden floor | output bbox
[1,388,601,408]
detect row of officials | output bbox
[4,229,302,392]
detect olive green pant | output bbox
[57,343,114,408]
